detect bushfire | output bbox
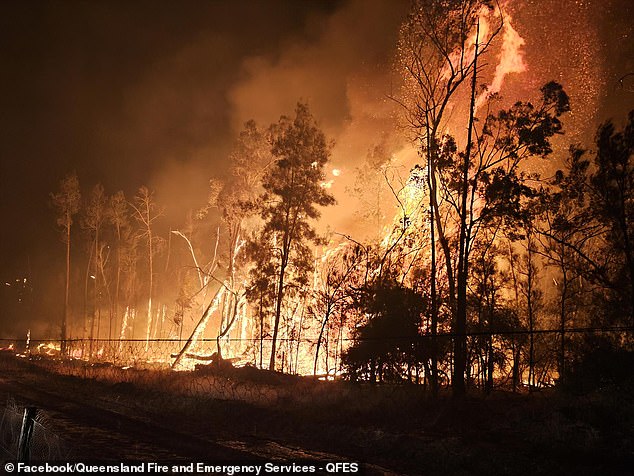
[2,0,630,398]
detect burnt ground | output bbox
[1,352,633,475]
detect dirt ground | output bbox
[1,352,632,475]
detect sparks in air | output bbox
[6,0,622,400]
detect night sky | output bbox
[0,0,632,337]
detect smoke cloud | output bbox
[227,0,410,236]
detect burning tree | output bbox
[348,140,395,242]
[212,120,271,359]
[311,241,368,376]
[397,0,571,395]
[170,120,272,369]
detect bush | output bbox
[565,337,634,394]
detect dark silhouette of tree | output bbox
[250,103,335,371]
[430,83,569,395]
[536,148,594,383]
[51,172,81,355]
[537,111,634,386]
[468,228,504,393]
[591,111,634,324]
[343,280,427,383]
[518,229,542,390]
[397,0,502,396]
[542,111,634,327]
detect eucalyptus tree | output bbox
[397,0,502,395]
[107,190,130,340]
[250,103,335,371]
[130,186,164,350]
[51,172,81,354]
[82,183,107,352]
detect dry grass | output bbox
[3,352,633,475]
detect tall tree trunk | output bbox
[559,245,567,384]
[427,129,439,396]
[114,225,121,343]
[84,247,94,357]
[294,303,305,374]
[512,343,521,392]
[269,251,288,371]
[334,318,344,378]
[486,336,494,393]
[62,215,71,356]
[314,305,332,376]
[145,225,153,352]
[171,287,224,369]
[453,20,480,398]
[217,292,241,360]
[527,231,536,390]
[216,226,241,359]
[486,286,495,394]
[507,240,522,392]
[617,207,634,324]
[259,292,264,369]
[94,225,100,345]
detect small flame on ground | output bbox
[36,341,61,356]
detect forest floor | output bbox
[0,351,632,475]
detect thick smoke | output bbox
[139,0,611,242]
[144,1,409,232]
[224,0,608,239]
[227,0,411,238]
